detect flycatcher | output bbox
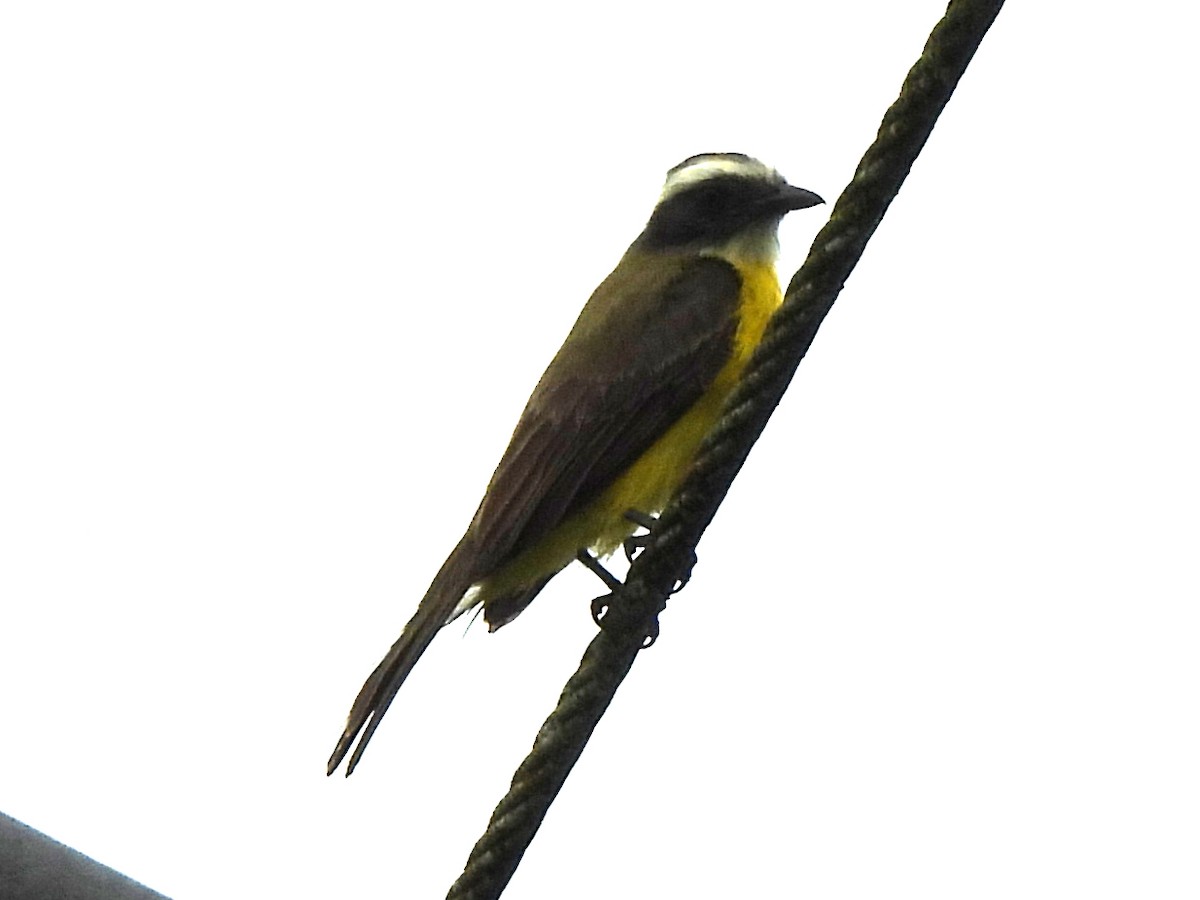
[329,153,823,775]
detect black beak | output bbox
[776,183,825,211]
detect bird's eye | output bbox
[690,183,733,219]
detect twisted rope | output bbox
[446,2,1005,897]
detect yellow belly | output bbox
[476,261,782,601]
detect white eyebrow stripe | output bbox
[660,156,778,200]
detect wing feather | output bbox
[466,253,742,574]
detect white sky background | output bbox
[2,3,1197,898]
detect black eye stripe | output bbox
[638,176,779,250]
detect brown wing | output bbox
[327,253,741,776]
[465,253,742,576]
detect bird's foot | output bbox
[575,550,640,636]
[589,590,660,648]
[621,509,696,593]
[577,510,697,647]
[577,550,659,647]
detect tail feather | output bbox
[327,537,478,776]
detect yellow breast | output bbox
[477,259,782,606]
[588,259,782,548]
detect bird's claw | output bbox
[664,549,697,594]
[622,511,696,593]
[622,532,646,565]
[640,616,660,648]
[590,591,660,648]
[590,592,610,627]
[583,510,687,645]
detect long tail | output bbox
[327,536,479,776]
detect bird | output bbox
[329,153,823,775]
